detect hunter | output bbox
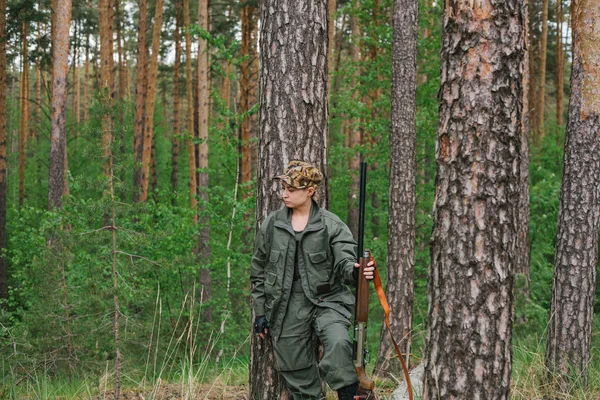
[251,160,375,400]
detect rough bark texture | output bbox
[0,0,7,302]
[133,0,148,202]
[197,0,211,323]
[535,0,549,143]
[172,0,181,195]
[347,0,361,237]
[183,0,197,218]
[48,0,72,210]
[374,0,417,378]
[250,0,329,397]
[544,0,600,391]
[422,0,525,399]
[140,0,164,201]
[99,0,114,179]
[240,3,256,187]
[19,22,28,207]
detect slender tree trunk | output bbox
[133,0,148,202]
[240,3,256,187]
[183,0,197,220]
[83,35,90,123]
[347,0,361,237]
[71,22,79,127]
[535,0,549,142]
[374,0,417,378]
[197,0,211,322]
[99,0,114,180]
[19,22,29,208]
[544,0,600,392]
[172,0,182,197]
[0,0,7,303]
[422,0,525,398]
[140,0,164,201]
[250,0,329,397]
[556,0,564,129]
[327,0,336,99]
[35,24,41,142]
[48,0,72,210]
[527,2,537,136]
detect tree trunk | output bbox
[327,0,336,99]
[544,0,600,392]
[535,0,549,143]
[183,0,197,220]
[83,35,90,123]
[99,0,114,180]
[172,0,181,196]
[527,2,537,136]
[35,24,41,142]
[19,22,29,208]
[0,0,7,303]
[196,0,211,322]
[347,0,361,237]
[556,0,564,130]
[140,0,164,201]
[374,0,417,378]
[250,0,329,397]
[516,0,531,305]
[422,0,525,398]
[240,3,256,187]
[48,0,72,210]
[133,0,148,202]
[71,22,79,127]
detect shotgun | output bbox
[352,162,376,399]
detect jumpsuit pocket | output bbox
[273,335,315,371]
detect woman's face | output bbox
[281,182,314,209]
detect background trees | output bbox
[0,0,597,398]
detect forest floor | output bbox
[96,383,248,399]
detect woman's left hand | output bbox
[354,259,376,280]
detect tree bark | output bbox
[197,0,211,322]
[527,1,537,136]
[0,0,7,303]
[250,0,329,397]
[140,0,164,201]
[99,0,114,180]
[19,22,29,208]
[172,0,182,196]
[133,0,148,202]
[556,0,564,130]
[544,0,600,392]
[48,0,72,210]
[83,34,90,123]
[535,0,549,143]
[422,0,525,398]
[183,0,197,220]
[374,0,417,378]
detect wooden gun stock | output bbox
[353,250,374,392]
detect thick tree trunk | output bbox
[240,3,256,187]
[0,0,7,303]
[48,0,72,210]
[197,0,211,322]
[422,0,525,399]
[544,0,600,392]
[250,0,329,397]
[19,22,29,208]
[172,0,182,196]
[140,0,164,201]
[347,0,361,237]
[133,0,148,202]
[374,0,417,378]
[535,0,549,143]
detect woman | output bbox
[250,160,375,400]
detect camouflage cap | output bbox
[275,160,323,189]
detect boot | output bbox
[337,381,359,400]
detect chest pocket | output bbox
[306,251,331,294]
[265,250,282,295]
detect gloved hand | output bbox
[255,315,268,338]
